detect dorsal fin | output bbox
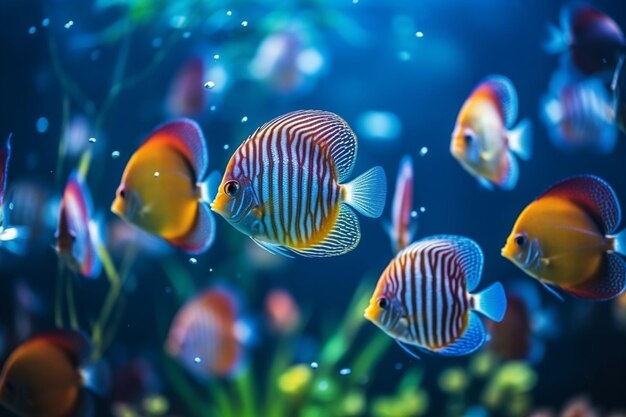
[250,110,358,182]
[146,119,209,181]
[539,175,621,234]
[477,75,518,128]
[36,329,92,366]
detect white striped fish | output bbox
[211,110,387,257]
[364,235,507,357]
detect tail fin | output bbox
[80,361,110,397]
[199,170,222,203]
[508,119,533,160]
[543,23,568,54]
[472,282,507,322]
[0,226,29,255]
[613,229,626,256]
[343,166,386,218]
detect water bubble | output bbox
[339,368,352,376]
[194,356,201,364]
[223,144,230,150]
[64,20,74,29]
[419,146,428,156]
[226,10,233,16]
[41,18,50,27]
[36,117,49,133]
[210,105,217,112]
[352,0,359,3]
[241,116,248,123]
[416,31,424,38]
[410,210,418,218]
[310,362,319,369]
[151,37,162,48]
[204,81,216,89]
[397,50,411,61]
[189,257,197,264]
[154,171,160,177]
[88,137,96,143]
[241,20,248,27]
[182,31,191,39]
[28,26,37,35]
[213,54,220,60]
[209,268,213,272]
[420,206,426,213]
[8,202,14,211]
[111,150,120,159]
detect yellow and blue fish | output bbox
[450,75,532,190]
[364,235,506,358]
[502,175,626,300]
[211,110,387,257]
[111,119,216,254]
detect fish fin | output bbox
[562,253,626,300]
[0,133,11,206]
[477,177,494,190]
[199,170,222,203]
[539,175,621,234]
[169,203,215,254]
[472,282,507,322]
[497,152,519,190]
[481,75,518,128]
[527,338,545,365]
[37,329,92,365]
[543,22,569,54]
[508,119,533,160]
[343,166,386,218]
[613,228,626,256]
[0,226,29,255]
[539,281,565,302]
[435,313,487,356]
[80,361,110,397]
[147,119,209,180]
[290,205,360,257]
[251,237,295,258]
[82,219,103,279]
[395,340,425,360]
[409,235,483,291]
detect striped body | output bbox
[212,110,386,257]
[378,239,471,350]
[227,111,344,248]
[388,155,414,253]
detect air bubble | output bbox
[204,81,216,89]
[419,146,428,156]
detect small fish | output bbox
[545,1,626,75]
[265,289,301,334]
[450,75,532,190]
[167,57,206,117]
[111,119,216,254]
[165,288,248,378]
[384,155,416,254]
[0,134,28,255]
[541,67,617,153]
[364,235,506,358]
[211,110,387,257]
[0,329,101,417]
[501,175,626,300]
[56,171,102,279]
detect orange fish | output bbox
[111,119,215,254]
[0,330,96,417]
[502,175,626,300]
[450,75,532,190]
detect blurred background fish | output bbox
[384,155,416,254]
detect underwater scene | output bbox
[2,0,626,416]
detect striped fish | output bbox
[364,235,506,357]
[165,288,245,378]
[211,110,387,257]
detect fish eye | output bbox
[377,297,389,310]
[464,134,473,144]
[119,189,126,199]
[514,234,527,247]
[224,180,240,197]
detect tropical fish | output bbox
[56,171,102,279]
[486,280,557,364]
[165,288,248,378]
[265,289,301,334]
[0,330,100,417]
[211,110,387,257]
[384,155,416,254]
[545,1,626,74]
[541,67,617,153]
[450,75,532,190]
[0,134,28,255]
[364,235,507,358]
[167,57,206,117]
[501,175,626,300]
[111,119,216,254]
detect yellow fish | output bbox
[450,75,532,190]
[502,175,626,300]
[111,119,215,254]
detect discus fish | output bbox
[211,110,387,257]
[364,235,506,358]
[502,175,626,300]
[450,76,532,190]
[111,119,216,254]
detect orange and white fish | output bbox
[450,75,532,190]
[211,110,387,257]
[56,171,102,279]
[0,330,102,417]
[502,175,626,300]
[111,119,216,254]
[384,155,416,254]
